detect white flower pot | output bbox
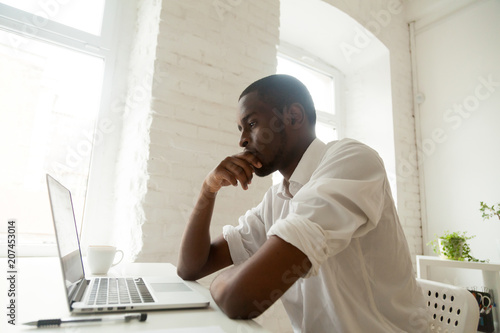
[438,238,465,260]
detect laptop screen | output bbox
[46,175,85,299]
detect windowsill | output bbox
[20,243,58,257]
[0,243,58,257]
[0,233,58,257]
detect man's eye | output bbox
[249,122,256,128]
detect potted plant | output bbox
[479,201,500,221]
[427,231,488,262]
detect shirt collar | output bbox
[277,138,327,199]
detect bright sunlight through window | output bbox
[274,54,340,184]
[1,0,106,35]
[0,5,105,246]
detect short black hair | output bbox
[239,74,316,126]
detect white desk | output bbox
[1,257,270,333]
[417,255,500,332]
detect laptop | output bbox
[46,174,210,313]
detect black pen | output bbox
[23,313,147,327]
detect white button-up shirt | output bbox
[223,138,427,332]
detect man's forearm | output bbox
[177,152,260,280]
[177,183,217,280]
[210,236,312,319]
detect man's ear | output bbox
[286,103,306,128]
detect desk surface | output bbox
[2,257,270,333]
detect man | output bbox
[177,75,426,332]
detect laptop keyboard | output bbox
[87,277,155,305]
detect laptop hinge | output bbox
[69,278,89,309]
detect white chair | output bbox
[417,278,480,333]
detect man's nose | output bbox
[239,132,249,148]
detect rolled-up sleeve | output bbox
[268,142,387,277]
[223,197,268,265]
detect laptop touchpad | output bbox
[151,283,192,292]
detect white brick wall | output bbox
[135,0,279,262]
[381,6,424,264]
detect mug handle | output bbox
[111,249,124,267]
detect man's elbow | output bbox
[214,295,262,320]
[177,266,200,281]
[224,307,260,320]
[210,283,264,319]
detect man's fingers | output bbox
[205,169,237,193]
[225,159,254,188]
[220,170,238,187]
[239,151,262,169]
[221,165,248,190]
[205,153,262,193]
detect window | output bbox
[0,0,106,35]
[277,55,337,143]
[274,44,344,183]
[0,1,120,252]
[277,47,343,144]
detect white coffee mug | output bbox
[87,245,124,275]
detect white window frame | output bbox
[0,0,124,256]
[0,1,115,57]
[278,41,345,140]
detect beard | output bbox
[253,131,286,178]
[254,164,275,177]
